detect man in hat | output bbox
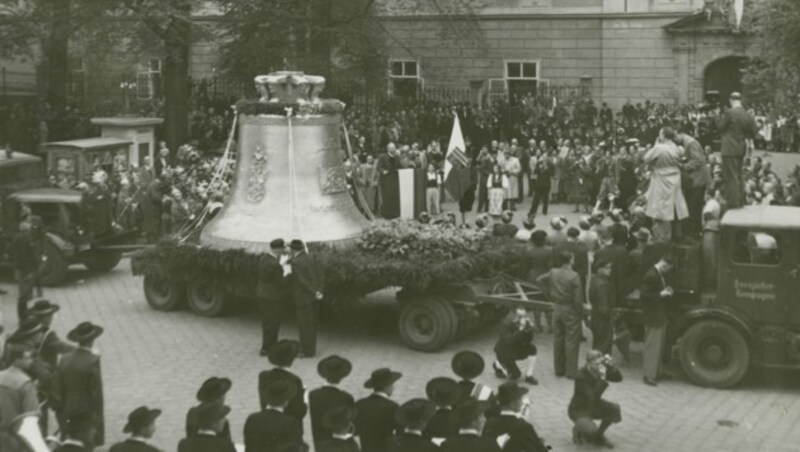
[528,153,554,217]
[640,254,674,386]
[484,382,549,452]
[52,321,105,449]
[451,351,492,403]
[180,402,237,452]
[316,405,359,452]
[108,406,162,452]
[589,258,615,355]
[718,92,757,209]
[440,399,500,452]
[354,368,402,452]
[187,377,233,442]
[309,355,355,448]
[492,211,518,238]
[423,377,461,444]
[568,350,622,448]
[288,239,324,357]
[245,380,302,452]
[259,339,307,423]
[0,343,48,452]
[385,398,439,452]
[257,239,290,355]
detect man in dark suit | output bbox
[568,350,623,448]
[593,227,629,308]
[354,368,402,452]
[492,211,518,238]
[186,377,233,443]
[179,402,237,452]
[257,239,289,355]
[677,130,711,235]
[289,239,324,357]
[259,340,307,423]
[527,230,554,333]
[309,355,355,448]
[450,351,492,403]
[9,216,44,320]
[108,406,162,452]
[423,377,461,444]
[53,322,105,450]
[589,258,615,355]
[385,398,439,452]
[153,144,171,177]
[554,228,589,287]
[245,381,303,452]
[440,399,500,452]
[529,155,554,216]
[483,382,549,452]
[717,92,757,208]
[316,405,360,452]
[640,254,674,386]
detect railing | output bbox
[1,68,37,96]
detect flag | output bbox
[733,0,744,28]
[444,113,471,201]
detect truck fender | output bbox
[44,232,75,258]
[674,307,756,345]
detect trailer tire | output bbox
[82,250,122,273]
[398,298,457,352]
[679,320,750,388]
[187,279,229,317]
[143,274,185,311]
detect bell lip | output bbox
[198,232,361,253]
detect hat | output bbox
[418,212,431,224]
[501,211,513,223]
[264,379,298,406]
[549,217,563,230]
[317,355,353,383]
[451,399,491,427]
[451,351,485,380]
[364,368,402,390]
[426,377,462,407]
[578,215,591,230]
[610,209,623,223]
[123,406,161,434]
[559,216,568,225]
[66,322,104,343]
[591,212,604,224]
[195,402,231,428]
[289,239,305,251]
[29,299,59,317]
[730,92,741,100]
[396,398,436,428]
[633,228,651,242]
[625,138,639,145]
[268,340,300,367]
[321,405,357,432]
[522,218,535,230]
[270,239,285,250]
[196,377,232,402]
[496,382,529,405]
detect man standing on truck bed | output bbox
[718,92,757,209]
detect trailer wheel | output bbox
[398,298,457,352]
[187,280,229,317]
[143,274,185,311]
[82,250,122,273]
[39,240,69,286]
[679,320,750,388]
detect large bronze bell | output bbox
[200,72,369,253]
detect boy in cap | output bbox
[288,239,324,357]
[451,351,493,403]
[108,406,162,452]
[484,382,549,452]
[493,308,539,385]
[256,238,290,355]
[309,355,355,447]
[246,380,302,452]
[385,398,439,452]
[316,405,359,452]
[259,339,307,423]
[180,402,236,452]
[354,368,402,452]
[423,377,461,443]
[186,377,233,442]
[440,399,500,452]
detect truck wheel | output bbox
[187,279,229,317]
[39,240,68,286]
[398,298,457,352]
[679,320,750,388]
[82,250,123,272]
[143,274,185,311]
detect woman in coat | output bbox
[643,127,689,242]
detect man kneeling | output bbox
[568,350,622,448]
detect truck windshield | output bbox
[732,230,780,266]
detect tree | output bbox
[742,0,800,110]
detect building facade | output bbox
[376,0,759,109]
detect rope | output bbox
[286,107,307,253]
[341,122,375,221]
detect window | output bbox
[69,57,86,97]
[506,61,538,80]
[389,59,420,98]
[137,58,163,100]
[390,60,418,78]
[504,60,540,101]
[732,231,781,266]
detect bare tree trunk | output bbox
[162,3,191,154]
[47,0,71,110]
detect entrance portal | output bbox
[704,56,748,101]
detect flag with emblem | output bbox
[444,113,472,201]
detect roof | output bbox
[45,137,132,150]
[721,206,800,231]
[8,187,83,204]
[0,151,42,168]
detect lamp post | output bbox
[119,80,137,115]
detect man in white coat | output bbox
[644,127,688,242]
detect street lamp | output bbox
[119,80,137,115]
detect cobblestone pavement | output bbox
[1,204,799,452]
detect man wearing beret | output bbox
[259,340,307,423]
[257,239,290,355]
[180,402,236,452]
[354,368,402,452]
[316,405,360,452]
[245,380,302,452]
[483,382,549,452]
[52,321,105,450]
[385,398,439,452]
[440,399,500,452]
[186,377,233,443]
[288,239,324,357]
[309,355,355,448]
[423,377,461,444]
[108,406,162,452]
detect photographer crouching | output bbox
[568,350,623,448]
[492,308,540,385]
